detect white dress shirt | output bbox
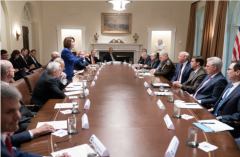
[179,61,188,83]
[110,54,115,61]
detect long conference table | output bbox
[20,64,240,157]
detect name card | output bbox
[164,114,175,130]
[144,81,150,88]
[106,62,112,65]
[147,88,154,96]
[89,134,110,156]
[85,88,89,96]
[94,76,98,81]
[82,113,89,129]
[96,71,99,75]
[102,63,106,65]
[157,99,166,110]
[84,99,90,110]
[69,96,78,99]
[99,68,102,71]
[165,136,179,157]
[101,65,104,68]
[91,81,95,86]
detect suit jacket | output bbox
[9,58,27,81]
[142,56,151,66]
[181,67,207,94]
[89,55,100,64]
[30,71,66,110]
[171,61,193,84]
[146,58,160,69]
[9,58,22,70]
[194,72,228,106]
[138,56,144,64]
[104,53,117,62]
[213,83,240,138]
[27,56,42,68]
[74,60,90,70]
[61,48,83,80]
[154,58,175,81]
[1,132,41,157]
[17,55,29,69]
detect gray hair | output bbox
[1,60,11,77]
[46,62,60,74]
[150,53,157,57]
[51,51,59,58]
[1,84,22,100]
[159,50,168,57]
[180,51,190,60]
[207,57,222,70]
[54,58,64,64]
[142,52,148,56]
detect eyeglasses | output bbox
[227,68,233,71]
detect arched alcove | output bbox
[1,1,11,52]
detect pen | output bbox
[185,103,197,105]
[201,122,215,124]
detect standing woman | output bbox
[61,37,87,80]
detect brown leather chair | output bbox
[32,68,44,76]
[10,78,31,105]
[24,72,41,94]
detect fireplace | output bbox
[91,43,142,63]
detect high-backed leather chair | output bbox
[32,68,44,76]
[24,72,41,94]
[10,78,31,105]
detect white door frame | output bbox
[57,25,86,54]
[147,27,176,61]
[22,21,32,50]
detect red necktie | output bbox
[5,135,14,157]
[193,76,212,98]
[177,64,183,81]
[92,57,95,64]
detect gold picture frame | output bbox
[101,13,132,34]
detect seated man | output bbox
[47,51,60,66]
[138,52,151,67]
[171,51,193,84]
[104,47,117,62]
[208,61,240,147]
[88,50,100,64]
[173,55,207,94]
[1,60,35,133]
[1,49,9,60]
[1,84,69,157]
[137,48,147,64]
[143,52,160,69]
[150,50,175,81]
[17,48,34,70]
[27,49,42,68]
[74,51,90,70]
[191,57,228,108]
[30,62,66,111]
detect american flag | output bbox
[232,26,240,62]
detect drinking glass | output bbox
[172,103,181,118]
[87,74,91,82]
[104,60,106,63]
[186,127,199,148]
[150,76,155,85]
[79,89,86,99]
[72,100,80,114]
[159,85,164,92]
[135,71,139,78]
[129,61,133,64]
[167,95,174,103]
[90,69,94,76]
[68,116,79,134]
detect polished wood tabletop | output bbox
[20,64,240,157]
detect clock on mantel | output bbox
[109,39,124,43]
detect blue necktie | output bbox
[213,84,234,116]
[189,71,196,80]
[155,62,162,70]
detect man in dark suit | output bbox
[171,51,193,84]
[104,47,117,62]
[17,48,34,70]
[1,84,70,157]
[173,55,207,94]
[47,51,60,66]
[27,49,42,68]
[143,53,160,69]
[1,49,9,60]
[88,50,100,64]
[30,62,66,111]
[208,61,240,146]
[74,51,91,70]
[150,50,175,81]
[191,57,228,108]
[138,52,151,67]
[137,48,147,64]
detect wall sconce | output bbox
[16,30,21,41]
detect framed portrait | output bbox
[101,13,132,34]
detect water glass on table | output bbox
[68,116,79,134]
[186,126,199,148]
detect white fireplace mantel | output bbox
[91,43,142,63]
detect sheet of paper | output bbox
[64,91,81,96]
[181,114,194,120]
[69,96,78,99]
[198,141,218,152]
[67,82,82,88]
[152,83,170,87]
[54,103,73,109]
[179,103,203,109]
[36,120,67,129]
[154,92,173,96]
[74,70,84,74]
[65,87,83,91]
[51,144,95,157]
[198,119,234,132]
[51,129,68,137]
[144,73,152,76]
[139,77,144,78]
[60,109,72,114]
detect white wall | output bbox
[1,3,7,50]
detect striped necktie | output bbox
[193,76,212,98]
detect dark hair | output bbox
[11,50,20,59]
[192,55,204,66]
[142,48,147,52]
[91,50,95,54]
[233,60,240,71]
[31,49,36,53]
[21,48,27,53]
[63,37,75,49]
[1,49,7,55]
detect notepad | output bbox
[64,91,81,96]
[54,103,73,109]
[193,123,213,132]
[152,83,170,88]
[198,119,234,132]
[36,120,67,129]
[179,103,203,109]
